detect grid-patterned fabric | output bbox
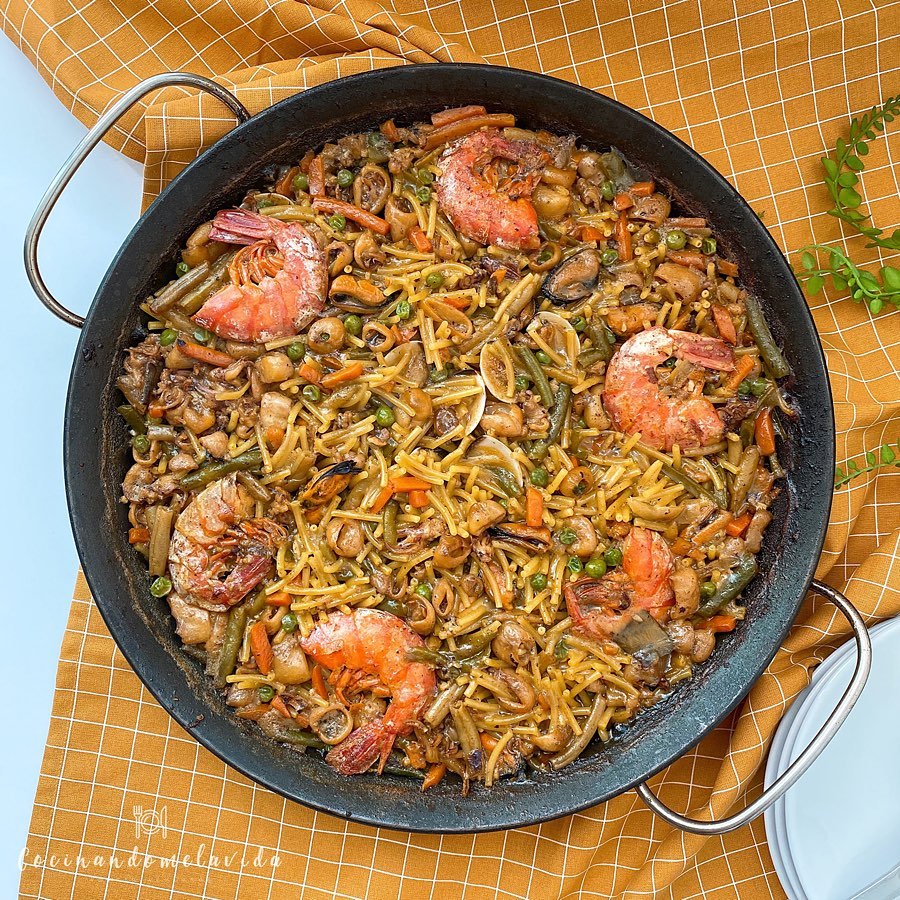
[6,1,900,897]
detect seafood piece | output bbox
[193,209,327,343]
[565,527,675,665]
[542,249,602,305]
[603,326,735,451]
[169,473,285,611]
[300,609,436,774]
[300,460,362,509]
[435,129,549,250]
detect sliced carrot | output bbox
[270,695,292,718]
[380,118,400,142]
[755,408,776,456]
[266,591,292,607]
[493,268,507,285]
[422,762,447,791]
[480,732,499,753]
[630,180,655,196]
[129,526,151,545]
[525,486,544,527]
[408,225,433,253]
[305,507,324,524]
[298,362,321,385]
[178,341,234,368]
[307,155,325,197]
[431,105,487,127]
[391,476,432,492]
[265,425,285,448]
[370,483,395,514]
[320,361,364,390]
[666,250,706,269]
[711,304,737,345]
[578,225,605,242]
[671,536,691,556]
[249,621,273,676]
[422,113,516,150]
[724,353,755,392]
[613,192,634,211]
[408,489,430,508]
[275,165,300,196]
[311,664,329,700]
[313,198,390,235]
[698,614,737,633]
[403,741,427,769]
[725,512,753,538]
[717,258,739,277]
[147,400,167,419]
[616,212,632,261]
[441,295,471,310]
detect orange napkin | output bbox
[7,1,900,897]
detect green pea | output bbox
[529,467,549,487]
[256,199,275,210]
[258,684,275,703]
[281,612,298,633]
[665,229,687,250]
[644,229,660,245]
[159,328,177,347]
[701,237,717,255]
[567,556,584,574]
[749,377,769,397]
[150,576,172,598]
[536,248,553,264]
[337,169,355,187]
[328,214,347,231]
[531,573,548,591]
[193,327,212,344]
[601,248,619,267]
[416,186,432,204]
[133,434,151,454]
[396,300,412,320]
[303,384,321,402]
[700,581,717,600]
[535,350,552,365]
[344,314,363,337]
[417,168,434,185]
[571,315,586,333]
[515,375,530,392]
[286,341,305,361]
[553,638,568,659]
[292,173,309,193]
[175,261,190,277]
[425,272,444,289]
[414,582,433,600]
[429,367,449,383]
[603,546,623,567]
[584,557,607,579]
[557,527,577,546]
[738,381,752,396]
[375,405,396,427]
[601,180,615,201]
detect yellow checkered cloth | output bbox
[7,1,900,897]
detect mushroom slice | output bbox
[527,310,580,368]
[541,248,602,305]
[480,338,518,401]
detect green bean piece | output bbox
[117,404,147,435]
[528,384,572,460]
[214,590,266,689]
[452,628,495,659]
[744,294,790,378]
[278,728,326,749]
[377,596,407,617]
[177,254,233,315]
[382,499,400,547]
[585,321,616,362]
[148,261,211,314]
[179,450,264,491]
[381,757,426,780]
[654,458,719,506]
[515,346,553,407]
[490,467,523,497]
[698,553,758,616]
[577,348,611,368]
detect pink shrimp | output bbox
[169,473,285,611]
[565,527,675,643]
[192,209,327,343]
[603,326,735,451]
[435,129,549,250]
[300,609,437,775]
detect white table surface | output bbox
[0,37,143,896]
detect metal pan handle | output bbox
[635,580,871,834]
[24,72,251,328]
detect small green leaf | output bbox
[838,172,859,187]
[873,120,885,131]
[831,275,848,292]
[822,156,838,178]
[866,450,877,465]
[870,297,884,314]
[845,209,866,222]
[835,466,845,480]
[845,155,865,171]
[806,275,824,296]
[857,142,870,155]
[865,130,876,140]
[839,186,863,208]
[836,136,847,154]
[881,266,900,291]
[884,112,895,123]
[848,459,860,473]
[882,445,896,464]
[858,271,881,291]
[801,251,816,270]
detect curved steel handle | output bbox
[636,579,872,835]
[24,72,251,328]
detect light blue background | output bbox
[0,37,143,897]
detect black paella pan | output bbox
[26,65,871,834]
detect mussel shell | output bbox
[541,248,602,305]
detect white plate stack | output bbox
[764,617,900,900]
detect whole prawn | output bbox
[435,129,549,250]
[193,209,327,343]
[603,326,735,451]
[169,473,285,611]
[300,609,436,775]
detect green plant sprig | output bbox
[835,440,900,487]
[821,93,900,250]
[798,244,900,314]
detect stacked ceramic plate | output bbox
[765,616,900,900]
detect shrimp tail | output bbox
[209,209,276,246]
[209,553,272,608]
[324,720,395,776]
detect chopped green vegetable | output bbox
[258,685,275,703]
[603,546,623,567]
[665,229,687,250]
[292,173,309,193]
[425,272,444,289]
[328,214,346,231]
[585,557,607,578]
[160,328,178,347]
[701,237,717,255]
[531,573,548,591]
[416,186,432,204]
[150,576,172,598]
[175,261,190,277]
[337,169,355,187]
[414,582,433,600]
[281,612,298,633]
[396,299,412,320]
[179,450,263,491]
[344,314,363,336]
[302,384,321,402]
[286,341,305,361]
[375,405,396,427]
